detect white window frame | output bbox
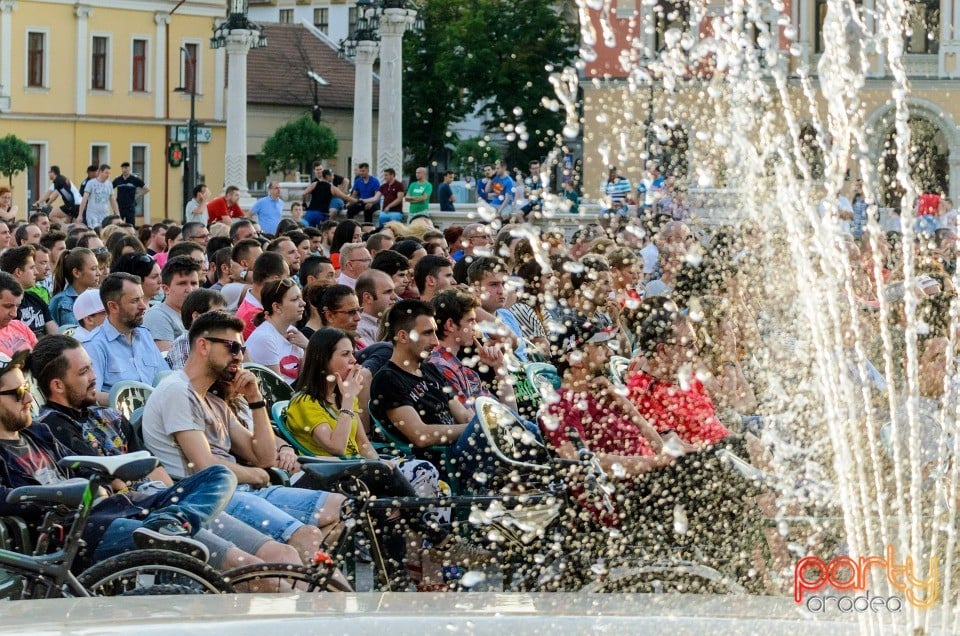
[130,35,151,94]
[90,143,110,167]
[24,28,50,90]
[89,32,113,92]
[181,38,203,96]
[129,143,150,220]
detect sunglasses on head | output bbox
[204,336,247,357]
[269,278,297,294]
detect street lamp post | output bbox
[339,0,422,181]
[174,46,198,222]
[210,0,266,202]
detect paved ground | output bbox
[0,593,897,635]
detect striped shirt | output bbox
[605,178,632,207]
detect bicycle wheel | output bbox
[0,569,62,600]
[77,549,234,595]
[223,563,353,593]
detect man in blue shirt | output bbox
[345,163,381,221]
[490,162,515,222]
[437,171,456,212]
[82,272,168,405]
[477,164,495,204]
[251,181,284,235]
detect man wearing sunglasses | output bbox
[0,349,238,565]
[29,335,303,574]
[143,311,347,563]
[83,273,168,405]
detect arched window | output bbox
[879,117,949,208]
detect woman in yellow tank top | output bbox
[286,328,377,458]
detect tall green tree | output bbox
[403,0,576,171]
[259,116,338,177]
[0,134,34,186]
[443,0,576,168]
[402,0,472,171]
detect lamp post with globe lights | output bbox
[211,0,267,201]
[339,0,423,181]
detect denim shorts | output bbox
[208,512,272,557]
[226,486,329,543]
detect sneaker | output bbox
[426,536,494,567]
[132,527,210,563]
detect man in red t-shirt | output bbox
[627,303,730,447]
[206,185,246,225]
[376,168,405,219]
[543,319,680,473]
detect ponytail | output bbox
[252,309,268,327]
[52,248,95,295]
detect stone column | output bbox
[352,40,378,170]
[224,30,257,200]
[153,12,169,119]
[75,5,92,115]
[0,0,16,107]
[639,1,656,56]
[376,8,416,181]
[940,0,960,77]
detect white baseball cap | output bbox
[72,289,105,321]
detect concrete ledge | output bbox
[0,592,878,634]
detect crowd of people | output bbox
[3,154,948,595]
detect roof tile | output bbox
[247,23,379,109]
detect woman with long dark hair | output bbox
[328,220,362,270]
[288,328,376,457]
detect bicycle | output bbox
[0,451,233,598]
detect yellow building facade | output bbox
[0,0,229,223]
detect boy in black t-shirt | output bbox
[370,300,502,482]
[0,246,54,338]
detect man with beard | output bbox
[82,273,168,405]
[0,349,237,565]
[29,334,303,574]
[142,310,347,564]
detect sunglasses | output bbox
[0,382,30,401]
[268,277,296,292]
[91,247,109,256]
[204,336,247,357]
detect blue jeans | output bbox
[377,211,403,227]
[450,413,542,486]
[304,210,328,227]
[90,465,237,562]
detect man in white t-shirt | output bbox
[185,184,211,226]
[78,164,119,228]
